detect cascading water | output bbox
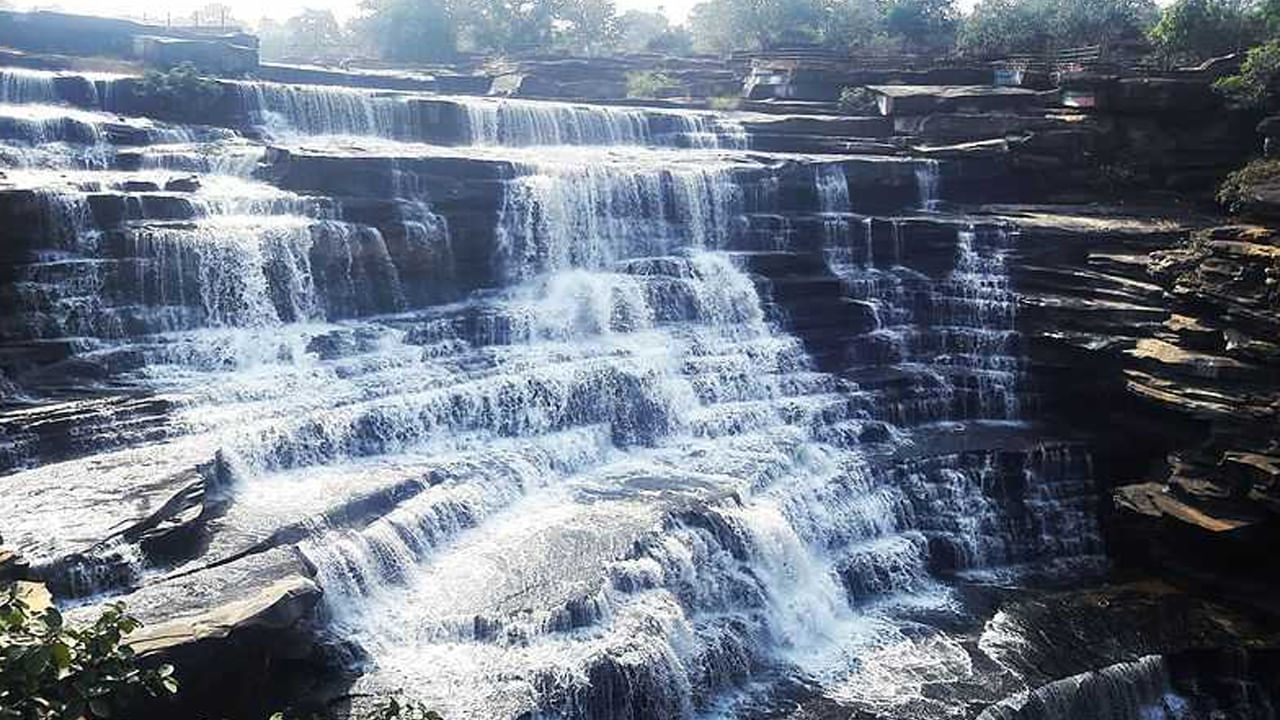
[0,67,58,104]
[1,66,1110,720]
[916,158,941,211]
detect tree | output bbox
[0,587,177,719]
[1215,39,1280,108]
[454,0,561,53]
[353,0,458,62]
[617,9,671,52]
[191,3,242,28]
[688,0,826,53]
[959,0,1051,56]
[958,0,1158,57]
[283,9,346,58]
[1048,0,1159,48]
[882,0,958,51]
[555,0,620,55]
[1149,0,1260,65]
[821,0,891,53]
[647,26,694,54]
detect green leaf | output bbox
[50,640,73,670]
[42,607,63,632]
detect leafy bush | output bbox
[1217,158,1280,212]
[128,62,225,123]
[1214,40,1280,108]
[0,586,177,719]
[839,86,880,114]
[958,0,1158,57]
[626,71,680,98]
[1148,0,1259,65]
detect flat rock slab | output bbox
[67,546,316,629]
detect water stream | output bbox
[0,70,1114,719]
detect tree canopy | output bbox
[958,0,1158,57]
[249,0,1280,66]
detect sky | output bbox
[9,0,708,26]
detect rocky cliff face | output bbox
[0,42,1276,720]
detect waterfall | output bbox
[915,158,941,211]
[0,65,1109,720]
[496,156,741,279]
[0,68,58,104]
[978,656,1189,720]
[235,80,421,139]
[460,97,748,148]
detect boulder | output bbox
[164,176,201,193]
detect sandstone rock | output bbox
[1115,482,1266,534]
[1125,338,1257,381]
[128,574,320,657]
[1162,314,1222,351]
[13,580,52,613]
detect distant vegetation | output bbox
[235,0,1280,69]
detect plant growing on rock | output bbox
[839,86,880,114]
[0,587,177,720]
[1217,157,1280,213]
[626,70,680,98]
[1214,40,1280,109]
[126,62,225,124]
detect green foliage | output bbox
[352,0,458,62]
[647,27,695,55]
[617,9,670,51]
[958,0,1158,57]
[626,70,680,97]
[129,62,224,123]
[708,95,742,110]
[958,0,1048,56]
[688,0,827,53]
[884,0,958,51]
[1149,0,1259,64]
[1217,157,1280,211]
[281,9,347,59]
[354,0,620,58]
[0,588,176,720]
[616,9,693,54]
[838,86,879,113]
[1214,40,1280,108]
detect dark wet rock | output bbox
[0,547,32,583]
[163,175,200,192]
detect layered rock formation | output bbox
[0,28,1277,720]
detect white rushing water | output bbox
[0,67,1109,720]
